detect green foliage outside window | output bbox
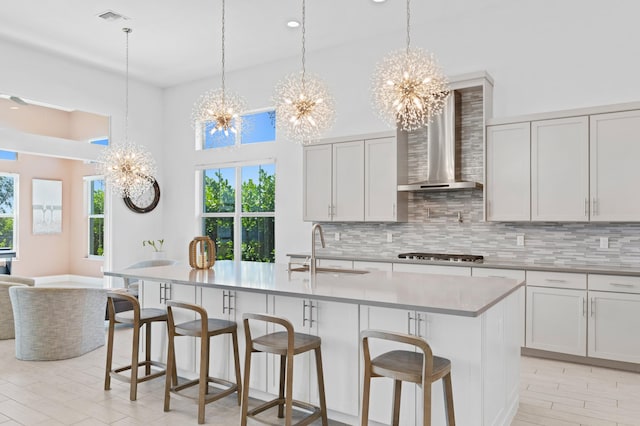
[0,176,15,249]
[90,181,105,256]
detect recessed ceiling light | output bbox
[287,20,300,28]
[96,10,129,22]
[372,0,387,3]
[9,106,19,110]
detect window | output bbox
[0,174,17,249]
[201,163,275,262]
[90,137,109,146]
[86,177,105,257]
[0,150,17,161]
[201,109,276,149]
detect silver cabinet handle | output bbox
[592,198,597,216]
[227,291,235,312]
[488,275,506,279]
[407,312,416,335]
[610,283,635,288]
[327,204,331,219]
[544,278,567,283]
[303,300,309,327]
[393,203,396,218]
[222,291,228,314]
[590,298,595,317]
[417,314,425,337]
[585,198,588,217]
[582,297,586,317]
[159,283,164,304]
[308,301,316,327]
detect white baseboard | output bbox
[35,274,105,288]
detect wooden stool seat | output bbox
[240,313,328,426]
[105,290,172,402]
[361,330,455,426]
[164,300,242,425]
[371,350,452,384]
[252,330,322,355]
[114,308,167,324]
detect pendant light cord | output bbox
[123,27,131,143]
[406,0,411,54]
[301,0,306,89]
[221,0,226,103]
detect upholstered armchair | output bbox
[0,275,35,340]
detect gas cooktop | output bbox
[398,252,484,263]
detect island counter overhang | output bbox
[104,260,524,426]
[104,260,523,317]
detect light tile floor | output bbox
[1,326,639,425]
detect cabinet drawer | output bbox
[393,263,471,276]
[526,271,586,290]
[472,268,525,281]
[353,261,393,272]
[588,274,640,294]
[317,259,353,269]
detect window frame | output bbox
[85,175,105,259]
[198,159,276,262]
[0,172,18,252]
[196,106,276,150]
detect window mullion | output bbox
[234,166,242,261]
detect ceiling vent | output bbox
[97,10,128,22]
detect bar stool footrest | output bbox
[247,397,321,426]
[110,360,167,384]
[171,376,238,404]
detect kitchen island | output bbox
[105,260,523,426]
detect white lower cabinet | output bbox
[360,300,518,426]
[200,288,269,392]
[526,286,587,356]
[140,281,198,372]
[587,290,640,363]
[269,295,360,417]
[392,262,471,276]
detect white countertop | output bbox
[105,260,523,317]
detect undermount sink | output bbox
[289,265,369,274]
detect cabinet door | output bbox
[365,136,398,222]
[590,110,640,221]
[360,306,416,426]
[526,286,586,356]
[200,288,231,382]
[310,299,360,416]
[588,291,640,363]
[332,141,364,221]
[303,144,332,221]
[486,123,531,221]
[531,117,589,221]
[233,291,269,393]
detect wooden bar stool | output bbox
[240,313,328,426]
[104,290,173,401]
[163,300,242,425]
[361,330,455,426]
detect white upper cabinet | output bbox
[486,122,531,221]
[332,141,365,221]
[590,110,640,221]
[531,116,589,221]
[303,144,332,222]
[303,131,408,223]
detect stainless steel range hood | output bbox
[397,94,482,192]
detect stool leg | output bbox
[198,336,209,424]
[240,348,252,426]
[278,354,286,418]
[104,318,115,391]
[392,379,402,426]
[145,322,152,376]
[422,382,432,426]
[284,353,294,426]
[130,324,141,401]
[314,347,328,426]
[164,330,176,412]
[443,373,455,426]
[361,367,372,426]
[231,329,242,406]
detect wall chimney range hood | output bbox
[398,94,482,192]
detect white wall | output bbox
[0,38,165,273]
[162,0,640,263]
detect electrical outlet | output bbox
[334,232,340,241]
[600,237,609,249]
[516,235,525,246]
[386,232,393,243]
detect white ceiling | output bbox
[0,0,508,88]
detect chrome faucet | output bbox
[310,223,325,274]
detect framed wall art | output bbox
[32,179,62,234]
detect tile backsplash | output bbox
[315,87,640,267]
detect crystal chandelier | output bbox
[372,0,449,131]
[192,0,247,137]
[98,28,156,199]
[274,0,334,143]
